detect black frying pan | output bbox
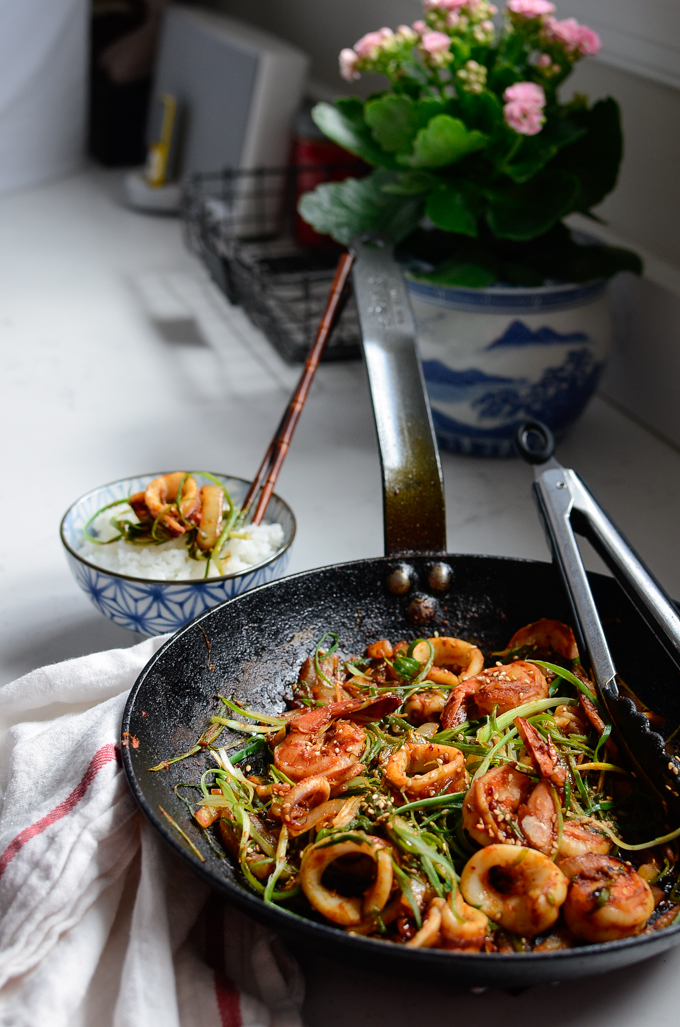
[121,237,680,987]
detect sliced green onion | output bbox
[477,697,576,744]
[158,804,205,862]
[314,632,339,690]
[211,717,273,734]
[531,661,599,708]
[396,792,465,815]
[83,497,131,545]
[391,861,422,929]
[219,696,286,727]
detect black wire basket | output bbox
[180,166,362,363]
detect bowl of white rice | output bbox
[61,472,295,635]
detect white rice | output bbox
[77,505,285,581]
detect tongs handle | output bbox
[516,421,680,686]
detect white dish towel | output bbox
[0,638,305,1027]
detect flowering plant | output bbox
[299,0,640,287]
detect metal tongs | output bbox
[515,419,680,816]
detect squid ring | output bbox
[300,835,393,926]
[461,843,568,937]
[411,637,484,681]
[406,898,443,948]
[280,775,331,832]
[440,890,489,950]
[384,742,466,801]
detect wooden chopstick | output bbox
[244,250,355,526]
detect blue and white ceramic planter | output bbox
[61,473,295,636]
[407,278,612,458]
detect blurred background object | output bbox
[0,0,88,193]
[149,6,308,178]
[90,0,170,166]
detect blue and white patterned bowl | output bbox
[60,473,296,636]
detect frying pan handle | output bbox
[350,234,446,556]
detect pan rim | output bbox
[121,553,680,973]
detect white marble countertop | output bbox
[2,166,680,1022]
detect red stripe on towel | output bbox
[214,971,243,1027]
[0,743,119,878]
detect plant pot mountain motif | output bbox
[408,279,611,457]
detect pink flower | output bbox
[574,24,601,55]
[506,0,555,17]
[421,30,452,54]
[424,0,467,9]
[504,81,546,105]
[544,17,601,55]
[536,52,552,67]
[353,27,394,59]
[396,24,418,42]
[339,48,360,81]
[412,20,428,35]
[503,81,546,135]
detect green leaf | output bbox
[402,115,487,168]
[365,95,419,154]
[554,98,623,211]
[414,98,449,129]
[381,170,441,195]
[457,90,504,134]
[425,184,477,235]
[334,96,366,127]
[297,170,424,246]
[409,260,496,288]
[505,119,587,183]
[311,101,399,170]
[486,168,580,240]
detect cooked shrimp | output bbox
[384,741,467,801]
[560,854,654,942]
[506,618,579,660]
[403,689,447,726]
[461,844,568,936]
[514,715,566,787]
[439,678,483,728]
[466,768,542,846]
[411,636,484,681]
[440,661,549,729]
[439,890,489,950]
[517,779,558,855]
[196,484,224,551]
[300,834,393,926]
[144,472,200,537]
[559,818,612,859]
[474,661,550,716]
[274,718,366,784]
[462,765,533,846]
[274,694,400,783]
[288,693,401,733]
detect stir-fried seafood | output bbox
[84,472,279,576]
[154,620,680,952]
